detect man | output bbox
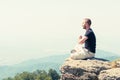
[71,18,96,60]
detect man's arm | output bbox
[78,36,88,44]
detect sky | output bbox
[0,0,120,65]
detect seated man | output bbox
[70,18,96,60]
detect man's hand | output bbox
[79,35,82,39]
[78,36,88,44]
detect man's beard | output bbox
[83,26,86,29]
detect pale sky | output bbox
[0,0,120,65]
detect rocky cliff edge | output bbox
[60,57,120,80]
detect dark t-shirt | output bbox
[84,28,96,53]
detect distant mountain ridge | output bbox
[0,49,120,80]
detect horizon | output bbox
[0,0,120,65]
[0,49,119,66]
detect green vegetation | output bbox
[3,69,60,80]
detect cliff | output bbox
[60,57,120,80]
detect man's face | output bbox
[82,20,87,29]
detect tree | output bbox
[48,69,60,80]
[3,77,13,80]
[3,69,59,80]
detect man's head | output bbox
[82,18,92,29]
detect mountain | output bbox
[95,50,120,61]
[0,49,120,80]
[0,53,68,80]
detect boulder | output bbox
[98,68,120,80]
[60,57,111,80]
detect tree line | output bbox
[3,69,60,80]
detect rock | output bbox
[98,68,120,80]
[60,57,111,80]
[111,59,120,68]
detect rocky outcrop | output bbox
[60,57,120,80]
[98,68,120,80]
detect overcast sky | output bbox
[0,0,120,65]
